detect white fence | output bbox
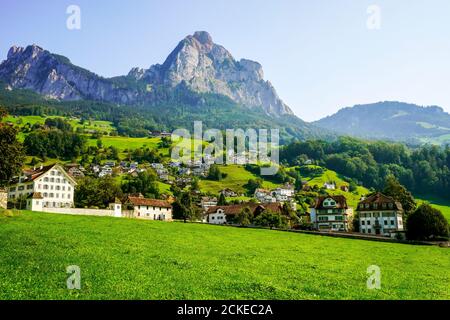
[42,207,115,217]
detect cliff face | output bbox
[0,31,293,117]
[134,31,293,116]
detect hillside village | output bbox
[1,113,449,244]
[0,159,410,241]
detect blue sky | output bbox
[1,0,449,121]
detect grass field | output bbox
[199,165,280,195]
[0,211,448,300]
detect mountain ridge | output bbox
[314,101,450,144]
[0,31,293,117]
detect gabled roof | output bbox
[12,164,77,186]
[358,192,403,211]
[127,197,172,208]
[311,195,348,209]
[207,202,283,216]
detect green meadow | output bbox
[0,211,448,300]
[199,165,280,195]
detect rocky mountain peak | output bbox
[1,32,294,117]
[192,31,213,45]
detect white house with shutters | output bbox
[7,164,77,210]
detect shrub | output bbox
[406,203,449,241]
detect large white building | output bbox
[7,164,77,210]
[357,193,404,236]
[309,195,353,232]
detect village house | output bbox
[200,196,218,212]
[99,165,113,177]
[323,182,336,190]
[220,188,238,198]
[309,195,353,232]
[124,195,173,221]
[340,185,350,192]
[271,184,295,202]
[254,188,276,203]
[357,193,404,237]
[67,166,85,179]
[7,164,77,210]
[206,203,284,225]
[0,188,7,209]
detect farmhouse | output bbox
[7,164,77,210]
[124,195,173,221]
[357,193,404,236]
[309,195,353,232]
[206,203,283,225]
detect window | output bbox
[384,220,388,225]
[367,229,372,234]
[361,221,365,225]
[56,186,60,190]
[388,203,393,209]
[10,187,16,191]
[318,216,328,222]
[391,220,395,225]
[50,178,55,183]
[367,220,371,225]
[18,186,24,191]
[44,177,49,182]
[27,185,33,190]
[56,178,60,183]
[43,193,48,197]
[335,216,344,221]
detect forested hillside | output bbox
[281,137,450,200]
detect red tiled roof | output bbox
[127,197,172,208]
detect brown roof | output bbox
[311,195,348,209]
[357,193,403,211]
[127,197,172,208]
[207,202,283,216]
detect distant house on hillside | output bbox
[323,182,336,190]
[7,164,77,210]
[254,188,276,203]
[340,185,349,192]
[357,193,404,237]
[220,188,237,197]
[123,195,172,221]
[206,203,284,225]
[309,195,353,232]
[67,166,85,179]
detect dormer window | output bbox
[388,203,393,209]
